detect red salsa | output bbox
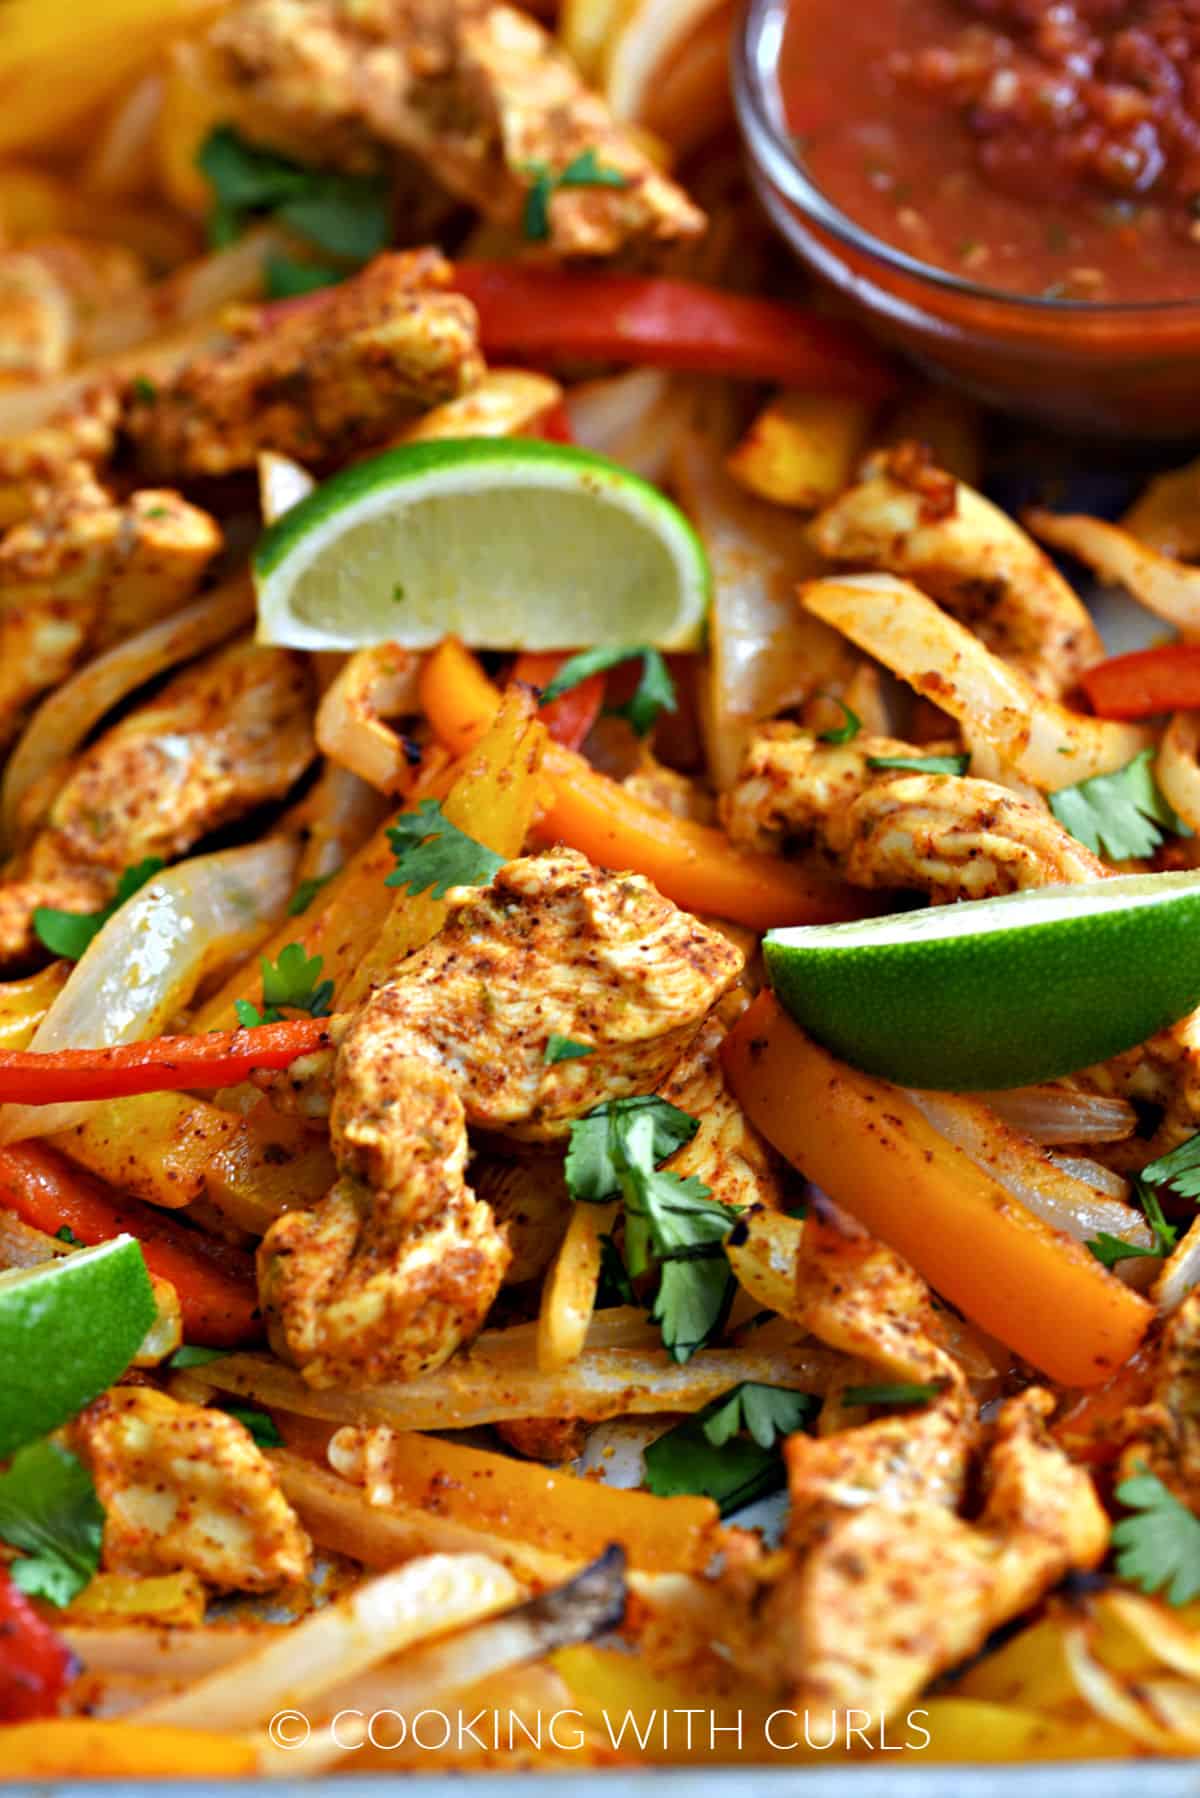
[780,0,1200,301]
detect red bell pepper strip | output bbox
[0,1142,260,1346]
[0,1570,75,1721]
[0,1018,329,1106]
[452,262,897,399]
[1081,643,1200,720]
[511,651,605,750]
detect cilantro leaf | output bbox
[539,645,677,738]
[521,148,628,241]
[265,254,343,300]
[644,1384,817,1515]
[130,375,157,405]
[1086,1232,1162,1269]
[1113,1466,1200,1605]
[168,1345,231,1369]
[545,1034,594,1065]
[1049,749,1190,860]
[197,126,389,270]
[651,1252,734,1364]
[221,1405,283,1448]
[34,857,164,961]
[261,942,333,1017]
[287,872,334,917]
[841,1380,945,1406]
[1142,1133,1200,1203]
[816,697,861,745]
[867,754,970,776]
[564,1095,697,1203]
[55,1226,82,1246]
[0,1441,104,1607]
[385,798,505,899]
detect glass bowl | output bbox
[733,0,1200,440]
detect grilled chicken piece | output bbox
[473,1149,571,1284]
[0,237,145,384]
[258,847,741,1387]
[0,386,119,529]
[126,250,483,477]
[495,1416,587,1462]
[0,462,220,753]
[212,0,704,259]
[656,992,784,1213]
[810,444,1104,697]
[1117,1287,1200,1506]
[71,1387,311,1591]
[0,639,315,966]
[721,724,1107,901]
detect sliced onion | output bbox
[1156,710,1200,835]
[906,1090,1152,1249]
[802,573,1152,791]
[0,839,296,1144]
[566,369,698,484]
[402,369,562,445]
[257,451,316,525]
[977,1084,1136,1145]
[1063,1623,1192,1750]
[1153,1214,1200,1313]
[316,645,423,794]
[295,762,389,887]
[77,224,288,362]
[1044,1152,1130,1200]
[1,573,254,849]
[1027,508,1200,637]
[673,432,854,788]
[603,0,728,120]
[84,69,164,197]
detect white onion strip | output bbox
[1027,508,1200,637]
[1,574,254,849]
[316,646,423,793]
[976,1084,1136,1145]
[0,839,296,1144]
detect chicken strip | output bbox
[126,250,483,478]
[721,724,1107,901]
[71,1386,311,1591]
[0,462,220,752]
[0,386,119,529]
[212,0,704,259]
[1117,1286,1200,1507]
[810,443,1104,697]
[258,847,741,1387]
[0,638,315,966]
[656,992,784,1214]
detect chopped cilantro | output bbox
[55,1226,82,1247]
[815,697,861,745]
[1141,1133,1200,1203]
[168,1345,232,1370]
[565,1095,697,1203]
[842,1380,945,1406]
[867,753,970,776]
[197,126,390,272]
[1087,1232,1162,1269]
[1091,1173,1181,1268]
[385,798,505,899]
[0,1441,104,1607]
[522,148,628,242]
[34,858,164,962]
[235,943,333,1029]
[287,872,334,917]
[1049,749,1190,860]
[596,1233,636,1307]
[539,645,676,738]
[130,375,157,404]
[221,1405,283,1448]
[644,1384,817,1515]
[265,253,343,300]
[544,1034,594,1065]
[1113,1465,1200,1605]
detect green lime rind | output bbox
[253,437,710,653]
[0,1235,157,1457]
[764,872,1200,1091]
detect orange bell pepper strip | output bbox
[0,1720,257,1779]
[511,651,604,750]
[721,992,1153,1388]
[1082,643,1200,720]
[0,1017,329,1105]
[0,1141,260,1346]
[419,639,876,932]
[452,263,897,400]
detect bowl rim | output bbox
[732,0,1200,320]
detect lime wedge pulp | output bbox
[253,437,710,652]
[0,1234,157,1456]
[764,872,1200,1090]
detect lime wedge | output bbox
[764,872,1200,1090]
[254,438,710,652]
[0,1235,157,1456]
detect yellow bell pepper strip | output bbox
[0,1720,258,1778]
[418,639,877,932]
[721,992,1153,1388]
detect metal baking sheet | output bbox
[10,1770,1200,1795]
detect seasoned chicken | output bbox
[212,0,704,259]
[721,724,1107,901]
[0,386,119,529]
[0,462,220,752]
[473,1150,571,1284]
[126,250,483,477]
[810,444,1105,697]
[258,847,741,1387]
[0,638,315,966]
[71,1386,311,1591]
[0,237,144,385]
[1117,1287,1200,1506]
[656,992,784,1214]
